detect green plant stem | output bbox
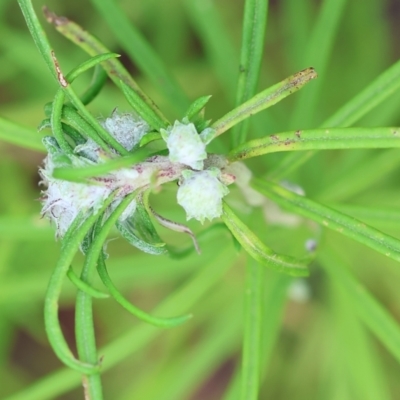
[232,0,268,147]
[240,259,264,400]
[212,68,317,137]
[252,178,400,264]
[229,126,400,161]
[17,0,58,81]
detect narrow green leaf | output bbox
[43,7,169,123]
[253,178,400,264]
[79,64,108,105]
[65,52,119,83]
[61,105,112,154]
[0,116,45,152]
[269,58,400,180]
[320,248,400,365]
[229,126,400,161]
[89,0,189,113]
[18,1,128,156]
[120,81,169,131]
[52,147,151,182]
[212,68,317,137]
[51,90,73,155]
[221,202,309,276]
[97,253,191,328]
[67,268,109,299]
[232,0,269,147]
[129,200,166,247]
[184,95,212,121]
[17,0,58,82]
[63,82,129,155]
[116,219,167,256]
[330,204,400,228]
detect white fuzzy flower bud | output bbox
[161,121,214,170]
[40,162,112,238]
[101,111,149,151]
[177,168,229,223]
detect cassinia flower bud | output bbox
[40,154,112,238]
[177,168,229,223]
[40,111,151,238]
[161,120,214,170]
[101,110,149,151]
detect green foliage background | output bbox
[1,0,400,399]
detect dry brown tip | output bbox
[42,6,69,26]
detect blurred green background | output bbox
[1,0,400,399]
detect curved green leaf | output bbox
[221,202,309,276]
[97,253,191,328]
[253,178,400,264]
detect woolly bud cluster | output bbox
[40,111,151,238]
[40,113,233,240]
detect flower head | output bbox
[177,168,229,223]
[40,149,112,238]
[101,110,149,151]
[161,120,215,170]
